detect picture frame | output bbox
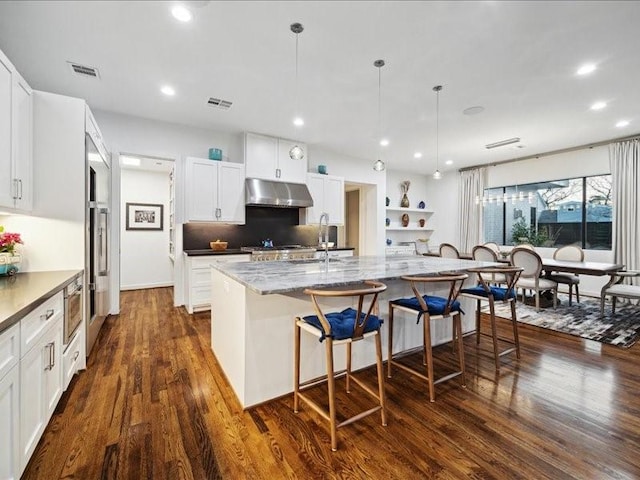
[126,202,163,231]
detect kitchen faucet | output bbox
[318,212,330,266]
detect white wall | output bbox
[0,215,84,272]
[120,168,172,290]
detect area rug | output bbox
[483,294,640,348]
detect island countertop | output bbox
[211,255,495,295]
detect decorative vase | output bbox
[418,201,426,209]
[400,193,410,208]
[419,219,426,228]
[386,238,392,246]
[401,213,409,227]
[385,217,390,227]
[0,252,21,276]
[385,196,390,207]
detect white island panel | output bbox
[211,255,497,408]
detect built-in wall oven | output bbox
[64,273,83,347]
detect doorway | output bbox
[343,181,378,256]
[119,154,175,292]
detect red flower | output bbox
[0,231,23,254]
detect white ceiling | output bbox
[1,1,639,175]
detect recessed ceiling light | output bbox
[171,5,192,22]
[293,117,304,127]
[380,139,389,147]
[616,120,630,128]
[161,85,176,96]
[576,63,596,76]
[591,101,606,111]
[414,152,422,159]
[463,106,484,116]
[445,160,453,165]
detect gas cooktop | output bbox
[240,244,313,252]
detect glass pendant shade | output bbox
[373,159,385,172]
[289,144,305,160]
[433,169,442,180]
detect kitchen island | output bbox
[211,255,494,408]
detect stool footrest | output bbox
[338,406,382,429]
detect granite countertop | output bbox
[184,247,355,256]
[0,270,83,334]
[211,255,495,295]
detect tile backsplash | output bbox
[183,207,337,250]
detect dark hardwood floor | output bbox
[22,287,640,479]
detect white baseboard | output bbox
[120,282,173,291]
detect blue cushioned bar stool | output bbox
[294,281,388,451]
[387,273,468,402]
[460,266,523,371]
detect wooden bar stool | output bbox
[387,273,468,402]
[461,266,523,371]
[293,280,388,451]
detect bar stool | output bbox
[293,280,387,451]
[460,266,523,371]
[387,273,468,402]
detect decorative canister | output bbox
[419,219,426,228]
[401,213,409,227]
[208,148,223,161]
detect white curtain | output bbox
[458,167,486,252]
[609,139,640,286]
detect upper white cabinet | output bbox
[0,48,33,212]
[244,132,307,184]
[85,106,108,165]
[185,157,245,223]
[305,173,345,225]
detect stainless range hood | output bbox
[245,178,314,208]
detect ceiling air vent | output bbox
[207,97,233,110]
[67,61,100,78]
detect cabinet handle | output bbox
[276,168,281,179]
[19,179,23,199]
[44,342,54,370]
[41,309,55,321]
[51,342,56,368]
[12,179,19,199]
[73,351,80,361]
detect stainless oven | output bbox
[64,273,83,346]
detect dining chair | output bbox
[515,243,535,250]
[387,272,468,402]
[439,243,460,259]
[472,245,507,285]
[483,242,500,253]
[461,266,523,370]
[600,270,640,315]
[546,245,584,305]
[293,281,387,451]
[510,247,558,312]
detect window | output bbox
[482,174,612,249]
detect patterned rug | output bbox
[484,294,640,348]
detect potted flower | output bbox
[0,226,23,276]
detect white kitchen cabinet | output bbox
[304,173,345,225]
[19,309,63,474]
[0,363,20,480]
[313,249,354,259]
[62,329,83,391]
[0,48,33,212]
[184,254,250,313]
[185,157,245,223]
[244,132,307,184]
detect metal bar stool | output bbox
[460,266,523,371]
[293,280,388,451]
[387,273,468,402]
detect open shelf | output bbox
[386,227,434,232]
[386,207,433,214]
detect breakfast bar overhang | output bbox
[210,255,495,408]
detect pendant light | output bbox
[373,59,386,172]
[432,85,443,179]
[289,22,305,161]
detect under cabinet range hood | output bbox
[245,178,314,208]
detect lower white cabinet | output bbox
[0,323,20,480]
[185,254,250,313]
[19,309,63,474]
[314,249,354,259]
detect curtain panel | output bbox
[609,139,640,288]
[458,167,486,253]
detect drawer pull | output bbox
[73,351,80,361]
[41,309,55,321]
[44,342,54,370]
